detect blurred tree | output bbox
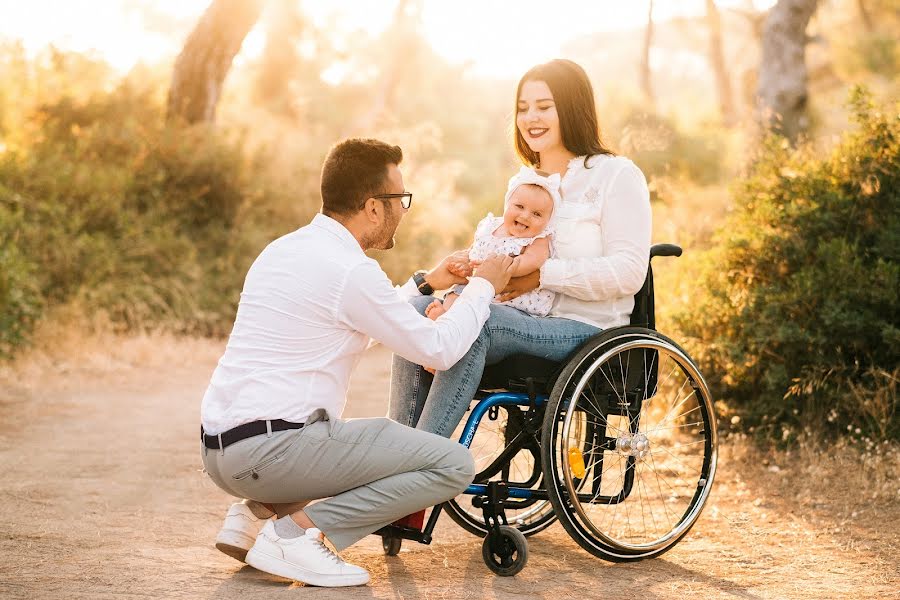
[857,0,873,31]
[705,0,736,126]
[253,0,305,119]
[756,0,818,141]
[640,0,656,109]
[345,0,423,135]
[167,0,264,124]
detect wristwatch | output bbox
[412,270,434,296]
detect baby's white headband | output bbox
[504,166,563,226]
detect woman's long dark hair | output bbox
[514,59,614,168]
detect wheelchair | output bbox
[377,244,718,576]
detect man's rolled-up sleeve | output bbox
[338,262,495,371]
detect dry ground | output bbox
[0,333,897,599]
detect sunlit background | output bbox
[3,0,778,76]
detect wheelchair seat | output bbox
[479,354,559,393]
[476,243,683,395]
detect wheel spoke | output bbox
[450,405,556,535]
[549,338,717,554]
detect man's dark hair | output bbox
[320,138,403,217]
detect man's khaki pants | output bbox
[201,411,475,551]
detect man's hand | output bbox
[495,269,540,302]
[423,250,470,291]
[472,254,515,294]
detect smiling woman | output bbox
[514,68,614,173]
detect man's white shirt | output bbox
[200,213,495,435]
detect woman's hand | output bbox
[496,269,541,302]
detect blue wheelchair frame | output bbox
[459,392,547,501]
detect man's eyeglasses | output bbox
[372,192,413,209]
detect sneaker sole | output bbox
[245,547,370,587]
[215,529,256,563]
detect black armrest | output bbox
[650,243,682,259]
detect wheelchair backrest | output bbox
[629,264,656,330]
[630,244,682,331]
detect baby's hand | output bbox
[447,259,475,278]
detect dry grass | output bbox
[719,431,900,556]
[0,306,225,391]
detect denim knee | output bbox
[409,294,434,314]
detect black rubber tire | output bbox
[540,327,717,562]
[382,535,402,556]
[481,525,528,576]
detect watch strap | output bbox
[412,270,434,296]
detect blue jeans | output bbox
[388,295,601,438]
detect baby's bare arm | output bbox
[511,237,551,277]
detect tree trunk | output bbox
[254,0,304,118]
[857,0,873,32]
[755,0,818,141]
[705,0,737,126]
[167,0,264,124]
[640,0,655,109]
[344,0,422,135]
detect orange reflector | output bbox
[567,447,586,478]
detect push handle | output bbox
[650,244,682,259]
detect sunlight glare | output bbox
[1,0,781,76]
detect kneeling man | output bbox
[200,138,513,587]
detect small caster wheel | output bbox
[382,534,402,556]
[482,525,528,576]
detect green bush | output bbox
[675,88,899,441]
[0,77,289,347]
[0,203,41,357]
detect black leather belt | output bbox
[201,419,304,450]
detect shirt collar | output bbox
[311,213,364,253]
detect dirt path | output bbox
[1,338,897,599]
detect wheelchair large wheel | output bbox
[541,327,717,561]
[445,404,557,537]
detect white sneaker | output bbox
[246,521,370,587]
[215,502,267,562]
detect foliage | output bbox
[0,204,41,357]
[675,89,900,441]
[0,53,294,346]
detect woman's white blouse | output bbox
[538,154,651,329]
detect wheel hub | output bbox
[615,432,650,459]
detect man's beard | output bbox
[363,203,400,250]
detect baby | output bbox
[427,167,561,320]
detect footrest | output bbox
[374,525,432,544]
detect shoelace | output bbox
[306,529,343,566]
